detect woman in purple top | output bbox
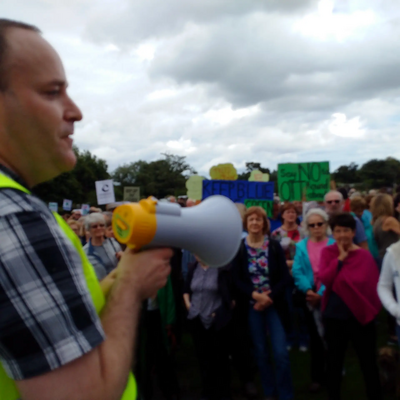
[233,206,293,400]
[320,213,382,400]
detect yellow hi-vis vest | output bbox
[0,173,137,400]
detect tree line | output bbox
[32,148,400,206]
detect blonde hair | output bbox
[243,206,270,235]
[371,194,393,224]
[67,220,81,235]
[350,196,366,214]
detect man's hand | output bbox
[100,269,118,297]
[306,289,321,308]
[115,251,123,260]
[118,248,173,300]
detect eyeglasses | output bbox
[326,200,340,204]
[308,222,325,228]
[91,224,105,229]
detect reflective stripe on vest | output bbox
[0,173,136,400]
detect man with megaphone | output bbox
[0,19,172,400]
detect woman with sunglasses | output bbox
[83,212,122,281]
[292,208,334,393]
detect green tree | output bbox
[332,162,360,184]
[32,146,110,207]
[358,158,400,189]
[111,153,196,199]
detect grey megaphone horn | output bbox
[112,195,243,267]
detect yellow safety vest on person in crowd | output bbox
[0,173,137,400]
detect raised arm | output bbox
[17,247,172,400]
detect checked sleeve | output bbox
[0,209,105,380]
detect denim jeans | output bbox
[248,305,293,400]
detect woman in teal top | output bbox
[292,208,335,393]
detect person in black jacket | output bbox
[233,206,294,400]
[183,256,233,400]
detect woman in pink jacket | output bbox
[319,213,382,400]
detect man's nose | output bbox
[64,94,83,122]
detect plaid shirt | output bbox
[0,166,105,380]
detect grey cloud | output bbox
[149,9,400,114]
[3,0,400,179]
[83,0,316,46]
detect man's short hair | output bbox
[0,19,41,91]
[324,190,344,202]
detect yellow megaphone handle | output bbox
[112,197,157,249]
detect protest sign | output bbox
[48,202,58,212]
[209,163,238,180]
[95,179,115,205]
[62,199,72,211]
[244,199,273,217]
[202,180,274,203]
[186,175,205,200]
[123,186,140,202]
[249,169,270,182]
[278,162,330,202]
[81,204,90,216]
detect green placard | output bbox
[278,162,330,202]
[244,199,273,217]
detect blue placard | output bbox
[202,180,274,203]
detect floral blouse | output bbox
[271,226,304,261]
[245,235,270,293]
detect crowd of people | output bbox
[2,18,400,400]
[58,188,400,400]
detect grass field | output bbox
[164,312,398,400]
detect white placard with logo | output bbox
[63,199,72,211]
[95,179,115,205]
[124,186,140,202]
[81,204,90,216]
[48,202,58,212]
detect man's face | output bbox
[324,192,343,215]
[0,28,82,186]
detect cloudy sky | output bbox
[2,0,400,177]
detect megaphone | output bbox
[112,195,242,267]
